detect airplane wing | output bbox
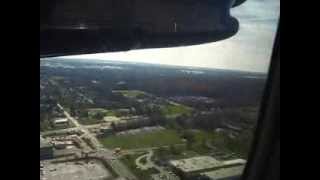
[40,0,247,57]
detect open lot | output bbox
[78,108,124,125]
[41,159,113,180]
[98,129,183,149]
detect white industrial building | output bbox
[169,156,246,180]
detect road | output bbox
[135,150,154,170]
[57,103,102,149]
[56,103,137,180]
[134,150,180,180]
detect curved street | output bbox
[135,150,154,170]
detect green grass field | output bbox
[152,130,215,161]
[86,108,122,119]
[160,103,193,118]
[153,145,199,161]
[113,90,146,98]
[105,110,118,116]
[139,156,147,165]
[189,130,216,154]
[98,129,183,149]
[78,118,103,125]
[186,129,251,159]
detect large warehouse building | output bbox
[199,165,245,180]
[169,156,246,180]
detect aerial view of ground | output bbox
[40,58,265,180]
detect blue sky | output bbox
[63,0,280,73]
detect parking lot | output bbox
[41,159,113,180]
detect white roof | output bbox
[54,118,68,123]
[169,156,247,173]
[222,159,247,166]
[53,141,73,145]
[200,165,245,179]
[169,156,222,173]
[104,116,120,122]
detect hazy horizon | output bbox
[59,0,280,73]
